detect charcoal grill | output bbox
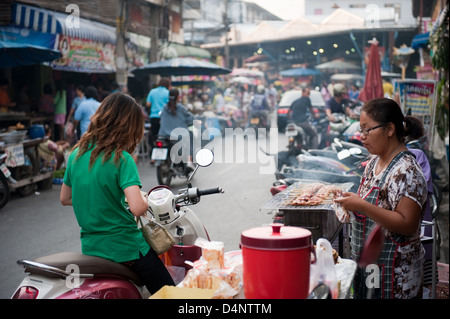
[261,182,353,245]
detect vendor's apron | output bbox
[352,151,424,299]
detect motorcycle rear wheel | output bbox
[156,163,172,186]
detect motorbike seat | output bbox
[23,252,142,285]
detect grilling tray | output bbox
[261,181,353,242]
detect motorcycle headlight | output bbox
[147,187,179,224]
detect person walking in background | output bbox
[66,85,85,142]
[0,78,16,113]
[60,92,175,295]
[158,88,195,167]
[289,87,319,149]
[383,78,394,98]
[38,83,54,116]
[54,81,67,141]
[72,86,100,137]
[348,83,360,100]
[146,78,171,163]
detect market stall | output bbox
[260,181,353,258]
[0,126,53,200]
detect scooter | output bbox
[12,149,223,299]
[248,110,270,136]
[151,136,194,186]
[278,117,329,171]
[147,149,224,279]
[0,152,17,210]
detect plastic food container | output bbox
[29,124,45,139]
[241,224,313,299]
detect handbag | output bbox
[138,216,175,255]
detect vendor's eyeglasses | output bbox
[358,124,386,136]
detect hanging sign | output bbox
[51,35,116,73]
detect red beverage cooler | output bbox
[241,224,313,299]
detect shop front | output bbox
[0,3,121,200]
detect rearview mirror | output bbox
[195,149,214,167]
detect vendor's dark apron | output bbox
[352,151,422,299]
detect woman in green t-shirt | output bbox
[60,92,174,294]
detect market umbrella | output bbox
[359,38,384,102]
[330,73,365,83]
[230,76,253,85]
[0,41,62,69]
[244,54,271,64]
[230,68,264,78]
[280,67,321,77]
[315,60,361,71]
[131,57,231,76]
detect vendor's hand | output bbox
[334,192,364,212]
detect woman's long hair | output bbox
[74,92,144,168]
[167,88,179,115]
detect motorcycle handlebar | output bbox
[197,187,224,196]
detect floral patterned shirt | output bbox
[359,152,428,240]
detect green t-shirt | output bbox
[64,146,150,262]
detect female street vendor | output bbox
[335,98,428,299]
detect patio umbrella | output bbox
[230,76,253,85]
[359,38,384,102]
[230,68,264,77]
[131,57,231,76]
[315,60,361,71]
[280,67,321,77]
[0,41,62,69]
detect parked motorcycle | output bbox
[0,152,17,210]
[12,149,223,299]
[278,117,329,170]
[274,140,369,193]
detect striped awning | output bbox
[11,3,116,44]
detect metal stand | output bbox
[421,219,437,299]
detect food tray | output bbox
[260,181,353,212]
[0,130,27,144]
[260,182,353,242]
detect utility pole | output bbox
[115,0,127,91]
[223,0,230,68]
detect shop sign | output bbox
[5,143,24,167]
[394,79,437,149]
[51,35,116,73]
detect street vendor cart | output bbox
[260,181,353,258]
[0,129,53,208]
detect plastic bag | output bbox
[195,238,224,270]
[309,238,339,299]
[333,201,355,223]
[178,239,243,299]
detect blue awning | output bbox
[411,32,430,49]
[0,40,62,69]
[11,3,116,44]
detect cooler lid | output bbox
[241,224,311,250]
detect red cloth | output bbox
[359,43,384,102]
